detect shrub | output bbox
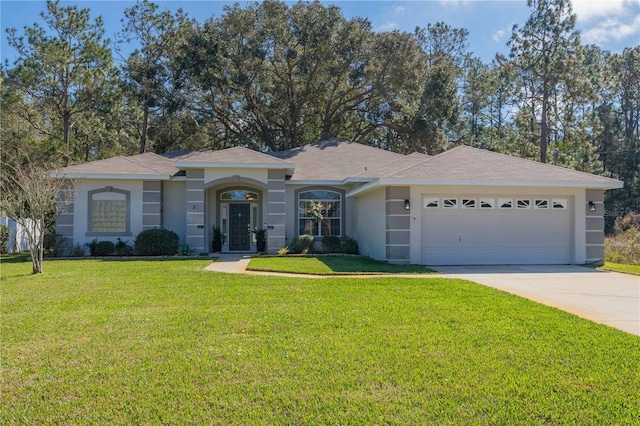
[341,236,359,255]
[277,247,289,256]
[115,238,133,256]
[178,244,194,255]
[322,235,341,253]
[84,239,99,256]
[290,234,315,254]
[614,212,640,234]
[43,231,67,257]
[606,227,640,265]
[69,245,86,257]
[0,224,9,254]
[94,241,116,256]
[134,228,180,256]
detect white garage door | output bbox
[421,196,572,265]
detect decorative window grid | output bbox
[535,199,548,209]
[552,199,567,209]
[498,198,513,209]
[479,199,495,209]
[424,198,439,208]
[517,199,531,209]
[443,198,458,208]
[461,199,476,208]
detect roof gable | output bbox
[179,146,292,166]
[58,152,179,178]
[386,145,621,186]
[273,138,405,181]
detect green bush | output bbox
[341,236,359,255]
[322,235,341,253]
[94,241,116,256]
[290,234,315,254]
[0,224,9,254]
[134,228,180,256]
[43,231,67,257]
[115,238,133,256]
[84,239,99,256]
[69,245,86,257]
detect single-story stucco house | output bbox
[56,138,622,265]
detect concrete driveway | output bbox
[434,265,640,336]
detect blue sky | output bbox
[2,0,639,66]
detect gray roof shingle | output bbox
[179,146,293,166]
[58,152,180,177]
[273,138,404,181]
[384,146,621,185]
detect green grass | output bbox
[600,262,640,276]
[247,255,436,275]
[2,256,639,424]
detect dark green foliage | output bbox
[290,234,315,254]
[84,239,99,256]
[134,228,179,256]
[115,238,133,256]
[0,224,9,254]
[94,241,116,256]
[340,237,359,255]
[321,235,341,253]
[43,231,67,257]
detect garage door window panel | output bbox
[443,198,458,208]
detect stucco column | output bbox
[266,170,287,254]
[386,186,411,264]
[186,169,206,253]
[585,189,605,266]
[142,181,162,231]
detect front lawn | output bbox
[247,255,436,275]
[2,257,639,424]
[600,262,640,276]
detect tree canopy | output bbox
[2,0,638,227]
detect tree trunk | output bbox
[140,104,149,154]
[540,90,549,164]
[62,111,71,167]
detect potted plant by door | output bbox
[212,226,224,252]
[253,228,266,253]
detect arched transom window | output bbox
[298,190,341,236]
[220,190,259,201]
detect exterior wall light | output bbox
[404,199,411,210]
[588,201,596,212]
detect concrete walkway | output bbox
[434,265,640,336]
[205,256,640,336]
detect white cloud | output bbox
[572,0,627,23]
[582,14,640,43]
[492,29,505,42]
[572,0,640,45]
[377,21,398,32]
[395,6,405,17]
[438,0,472,9]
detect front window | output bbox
[88,187,130,235]
[220,190,259,200]
[298,190,341,237]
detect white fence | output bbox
[0,216,40,253]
